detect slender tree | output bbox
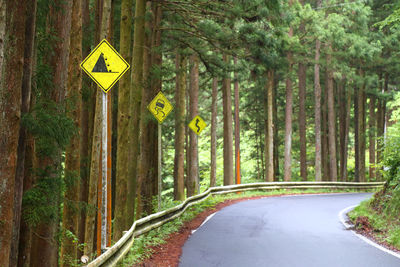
[60,0,82,264]
[188,53,199,196]
[314,0,322,182]
[326,44,337,181]
[222,54,234,186]
[234,57,241,184]
[114,0,133,241]
[210,77,218,187]
[284,24,293,182]
[0,1,26,265]
[174,52,186,200]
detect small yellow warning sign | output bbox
[188,115,207,135]
[148,92,173,124]
[80,39,130,93]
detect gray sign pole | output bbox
[101,92,107,252]
[158,123,162,211]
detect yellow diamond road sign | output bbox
[188,115,207,135]
[148,91,173,124]
[80,39,130,93]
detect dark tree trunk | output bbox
[265,70,274,182]
[10,0,36,265]
[114,0,133,241]
[210,78,218,187]
[314,0,322,182]
[30,1,72,265]
[298,62,307,181]
[60,0,82,264]
[326,46,337,181]
[234,57,241,185]
[174,52,186,200]
[0,1,26,265]
[369,94,376,180]
[222,54,234,185]
[188,54,199,196]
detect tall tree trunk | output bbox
[284,26,294,182]
[339,80,351,181]
[114,0,133,241]
[326,45,337,181]
[273,75,279,180]
[129,0,145,218]
[298,63,307,181]
[376,74,386,181]
[356,69,366,182]
[187,54,199,196]
[174,52,186,200]
[234,57,241,185]
[30,1,72,265]
[321,72,329,181]
[265,70,274,181]
[78,0,91,258]
[10,0,36,265]
[354,85,359,182]
[369,94,376,180]
[0,1,25,265]
[60,0,82,264]
[210,78,218,187]
[314,0,322,182]
[222,54,234,185]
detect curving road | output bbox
[179,193,400,267]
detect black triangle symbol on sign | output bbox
[92,53,109,73]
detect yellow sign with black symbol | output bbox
[188,115,207,135]
[80,39,130,93]
[148,91,173,123]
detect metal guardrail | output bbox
[86,181,384,266]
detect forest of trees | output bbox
[0,0,399,266]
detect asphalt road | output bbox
[179,193,400,267]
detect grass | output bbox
[119,188,373,266]
[348,197,400,250]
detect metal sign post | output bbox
[101,92,107,252]
[158,123,162,211]
[148,91,173,211]
[80,39,130,254]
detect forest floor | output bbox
[131,192,371,267]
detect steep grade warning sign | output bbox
[80,39,130,93]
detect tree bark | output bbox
[30,1,72,265]
[369,94,376,180]
[273,75,279,180]
[356,69,366,182]
[326,45,337,181]
[10,0,36,265]
[265,70,274,182]
[298,62,307,181]
[187,54,199,196]
[284,25,294,182]
[60,0,82,264]
[210,77,218,187]
[129,0,145,219]
[222,54,234,185]
[314,0,322,182]
[114,0,133,241]
[376,74,386,181]
[174,52,186,200]
[234,57,241,185]
[0,1,25,265]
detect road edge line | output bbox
[338,205,400,260]
[191,213,216,234]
